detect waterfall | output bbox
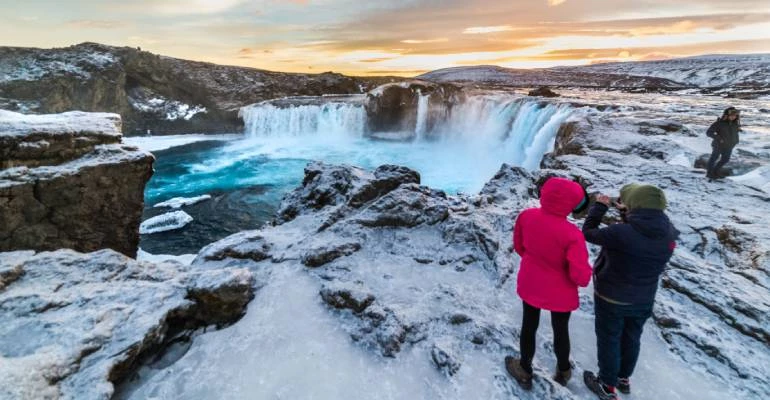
[239,92,577,170]
[414,90,430,140]
[240,100,367,138]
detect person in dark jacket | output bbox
[705,107,741,180]
[581,184,679,400]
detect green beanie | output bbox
[620,183,667,210]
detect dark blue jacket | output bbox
[706,119,740,149]
[582,203,679,305]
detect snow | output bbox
[569,54,770,88]
[136,248,196,265]
[123,134,241,152]
[0,248,253,400]
[0,144,151,190]
[0,47,117,83]
[0,109,122,138]
[128,92,207,121]
[139,211,194,234]
[666,152,692,168]
[730,165,770,193]
[153,194,212,209]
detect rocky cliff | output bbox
[0,43,397,135]
[0,110,153,257]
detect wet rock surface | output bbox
[0,249,253,400]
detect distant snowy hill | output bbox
[419,54,770,92]
[563,54,770,88]
[418,65,684,89]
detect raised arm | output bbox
[582,202,622,249]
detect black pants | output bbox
[707,145,733,177]
[519,301,572,373]
[595,295,653,387]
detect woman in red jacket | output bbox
[505,177,593,390]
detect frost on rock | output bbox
[139,210,194,234]
[0,249,254,400]
[128,90,207,121]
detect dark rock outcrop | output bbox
[0,110,153,257]
[364,81,463,137]
[528,87,560,97]
[302,242,362,267]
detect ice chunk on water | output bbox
[154,195,212,209]
[139,211,193,234]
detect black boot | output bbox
[553,366,572,386]
[583,371,618,400]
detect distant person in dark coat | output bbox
[706,107,741,180]
[581,184,679,400]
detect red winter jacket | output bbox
[514,177,592,312]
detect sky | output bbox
[1,0,770,76]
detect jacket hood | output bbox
[627,209,677,239]
[540,177,585,217]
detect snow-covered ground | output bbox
[124,134,241,152]
[567,54,770,88]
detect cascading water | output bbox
[414,90,430,140]
[239,93,576,172]
[240,98,367,138]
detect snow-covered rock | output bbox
[125,91,769,399]
[0,110,121,168]
[0,249,254,400]
[0,111,153,257]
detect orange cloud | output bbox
[463,25,515,34]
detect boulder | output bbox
[364,81,462,137]
[694,153,762,176]
[0,110,153,257]
[0,249,254,400]
[528,87,560,97]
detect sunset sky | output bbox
[1,0,770,76]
